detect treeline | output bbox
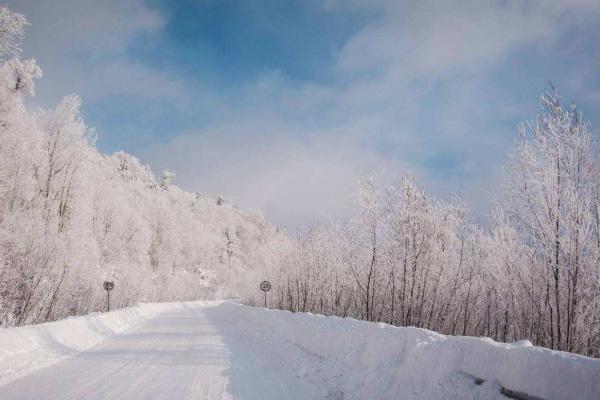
[0,7,288,327]
[262,91,600,357]
[2,6,599,358]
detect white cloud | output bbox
[336,0,596,79]
[8,0,600,228]
[7,0,181,107]
[140,118,410,229]
[141,1,600,228]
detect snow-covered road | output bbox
[1,301,599,400]
[0,304,319,400]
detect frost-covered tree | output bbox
[0,7,27,60]
[259,90,600,357]
[503,88,599,353]
[1,5,598,358]
[0,6,290,326]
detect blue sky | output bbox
[9,0,600,228]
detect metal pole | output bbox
[107,290,110,312]
[264,291,267,308]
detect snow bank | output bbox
[0,302,202,385]
[217,302,600,400]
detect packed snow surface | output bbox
[0,301,598,399]
[0,301,195,385]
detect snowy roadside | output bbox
[214,302,600,400]
[0,301,209,386]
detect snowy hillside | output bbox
[0,301,598,400]
[0,9,291,328]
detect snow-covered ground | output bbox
[0,301,202,386]
[0,301,598,400]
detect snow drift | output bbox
[215,302,600,400]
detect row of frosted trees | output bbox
[2,5,599,357]
[0,7,288,327]
[264,90,600,357]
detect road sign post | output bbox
[103,280,114,311]
[259,280,271,308]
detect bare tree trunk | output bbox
[554,153,562,349]
[44,265,67,322]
